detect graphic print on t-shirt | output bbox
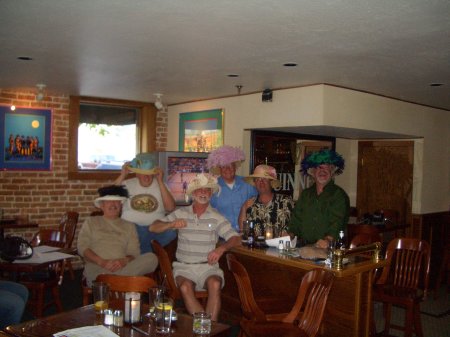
[130,194,159,213]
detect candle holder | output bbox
[124,292,141,324]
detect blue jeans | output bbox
[135,225,177,254]
[0,281,28,329]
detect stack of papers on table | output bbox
[54,325,119,337]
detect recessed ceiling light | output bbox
[283,63,297,67]
[17,56,33,61]
[429,83,444,87]
[227,74,239,78]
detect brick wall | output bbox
[0,89,168,243]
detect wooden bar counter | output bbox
[220,245,385,337]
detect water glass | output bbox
[92,282,109,314]
[327,240,336,263]
[154,296,174,333]
[193,312,212,334]
[148,286,162,318]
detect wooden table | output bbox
[220,245,386,337]
[5,304,231,337]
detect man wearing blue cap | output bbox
[114,152,176,254]
[289,149,350,248]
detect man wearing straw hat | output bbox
[150,173,241,321]
[77,185,158,285]
[114,152,176,254]
[239,164,294,238]
[288,149,350,248]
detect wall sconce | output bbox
[36,83,46,101]
[154,93,164,110]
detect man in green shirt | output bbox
[289,149,350,248]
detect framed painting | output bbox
[179,109,224,152]
[0,105,52,170]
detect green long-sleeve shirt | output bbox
[288,180,350,244]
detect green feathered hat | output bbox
[301,149,345,176]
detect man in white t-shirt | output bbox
[114,152,176,253]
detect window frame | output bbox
[68,96,157,180]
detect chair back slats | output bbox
[59,211,79,248]
[31,229,67,248]
[290,269,335,337]
[226,253,267,322]
[378,238,431,295]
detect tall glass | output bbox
[148,286,162,318]
[154,296,174,333]
[92,282,109,314]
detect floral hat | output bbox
[300,149,345,176]
[244,165,281,189]
[94,185,129,208]
[128,152,158,175]
[207,145,246,175]
[186,173,220,196]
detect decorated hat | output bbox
[186,173,220,196]
[207,145,246,175]
[94,185,129,208]
[244,165,281,189]
[300,149,345,176]
[128,152,158,175]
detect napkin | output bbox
[265,236,297,248]
[53,325,119,337]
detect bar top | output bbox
[231,245,386,277]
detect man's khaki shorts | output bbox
[172,261,224,291]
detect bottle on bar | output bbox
[336,230,346,250]
[247,221,255,248]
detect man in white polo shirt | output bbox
[150,173,241,321]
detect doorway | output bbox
[356,141,414,225]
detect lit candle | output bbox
[125,292,141,323]
[265,227,273,240]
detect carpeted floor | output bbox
[21,269,450,337]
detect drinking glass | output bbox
[154,296,174,333]
[92,282,109,314]
[327,239,336,264]
[148,286,162,318]
[193,312,212,334]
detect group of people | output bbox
[0,146,349,327]
[75,146,349,322]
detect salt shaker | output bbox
[104,309,114,325]
[278,240,284,250]
[113,310,124,327]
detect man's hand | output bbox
[171,219,187,229]
[155,167,164,183]
[207,246,225,265]
[315,239,329,249]
[100,257,129,272]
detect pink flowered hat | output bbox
[207,145,246,175]
[244,165,281,189]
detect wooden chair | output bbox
[22,229,67,317]
[349,232,382,249]
[151,239,208,308]
[226,253,335,337]
[58,211,79,280]
[373,237,431,337]
[95,274,157,301]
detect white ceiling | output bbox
[1,0,449,110]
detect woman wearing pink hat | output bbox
[239,165,294,238]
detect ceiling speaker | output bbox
[262,89,272,102]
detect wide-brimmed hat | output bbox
[94,185,129,208]
[207,145,246,175]
[244,165,281,189]
[186,173,219,196]
[300,149,345,176]
[128,152,158,175]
